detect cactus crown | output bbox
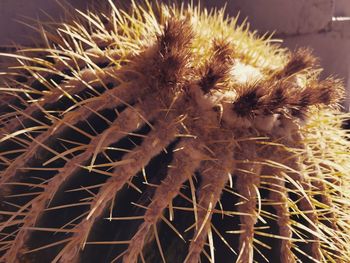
[0,1,350,262]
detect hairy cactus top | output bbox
[0,1,350,263]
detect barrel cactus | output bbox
[0,1,350,262]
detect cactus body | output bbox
[0,2,350,263]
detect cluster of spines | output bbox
[0,1,349,263]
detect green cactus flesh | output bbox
[0,1,350,263]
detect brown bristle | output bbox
[299,91,312,108]
[199,66,220,94]
[232,86,263,117]
[287,78,344,115]
[265,84,288,113]
[159,18,193,57]
[198,39,234,94]
[286,88,312,118]
[315,77,344,105]
[278,76,344,119]
[155,18,194,90]
[212,39,234,63]
[274,47,318,79]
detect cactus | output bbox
[0,1,350,262]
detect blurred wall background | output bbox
[0,0,349,109]
[0,0,92,46]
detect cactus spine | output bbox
[0,1,350,262]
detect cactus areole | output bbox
[0,1,350,263]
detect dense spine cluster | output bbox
[0,1,350,262]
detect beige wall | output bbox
[203,0,334,35]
